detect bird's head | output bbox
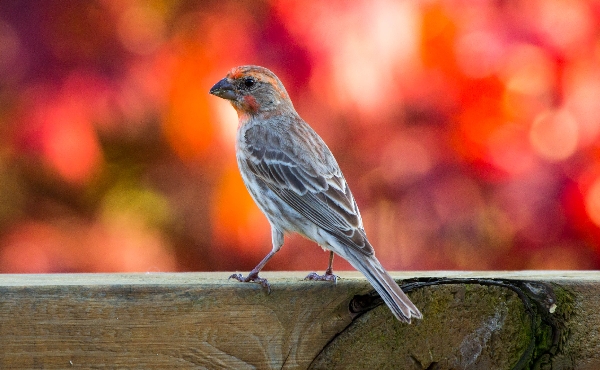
[209,65,293,118]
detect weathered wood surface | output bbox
[0,271,598,369]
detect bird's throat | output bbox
[242,95,260,113]
[231,95,260,121]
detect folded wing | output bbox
[243,121,373,256]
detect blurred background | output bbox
[0,0,599,273]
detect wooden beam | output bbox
[0,271,598,369]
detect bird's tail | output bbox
[343,249,422,323]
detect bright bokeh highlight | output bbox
[0,0,599,272]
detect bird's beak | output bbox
[209,78,236,100]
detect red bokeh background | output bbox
[1,0,600,273]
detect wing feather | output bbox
[243,121,373,255]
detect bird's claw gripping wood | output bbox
[229,272,272,294]
[304,271,338,284]
[305,252,338,283]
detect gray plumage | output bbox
[210,65,422,323]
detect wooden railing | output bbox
[0,271,598,369]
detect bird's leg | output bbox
[305,251,338,283]
[229,227,284,294]
[229,251,275,293]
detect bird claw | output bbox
[304,271,338,284]
[229,272,272,294]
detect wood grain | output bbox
[0,272,597,369]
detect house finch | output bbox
[209,65,422,323]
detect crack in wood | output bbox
[312,277,567,369]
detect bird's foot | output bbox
[304,270,338,284]
[229,271,271,294]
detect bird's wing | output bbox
[242,121,374,256]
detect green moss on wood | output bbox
[311,283,532,369]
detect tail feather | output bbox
[344,250,422,323]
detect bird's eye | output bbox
[243,77,256,88]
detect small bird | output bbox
[209,65,421,323]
